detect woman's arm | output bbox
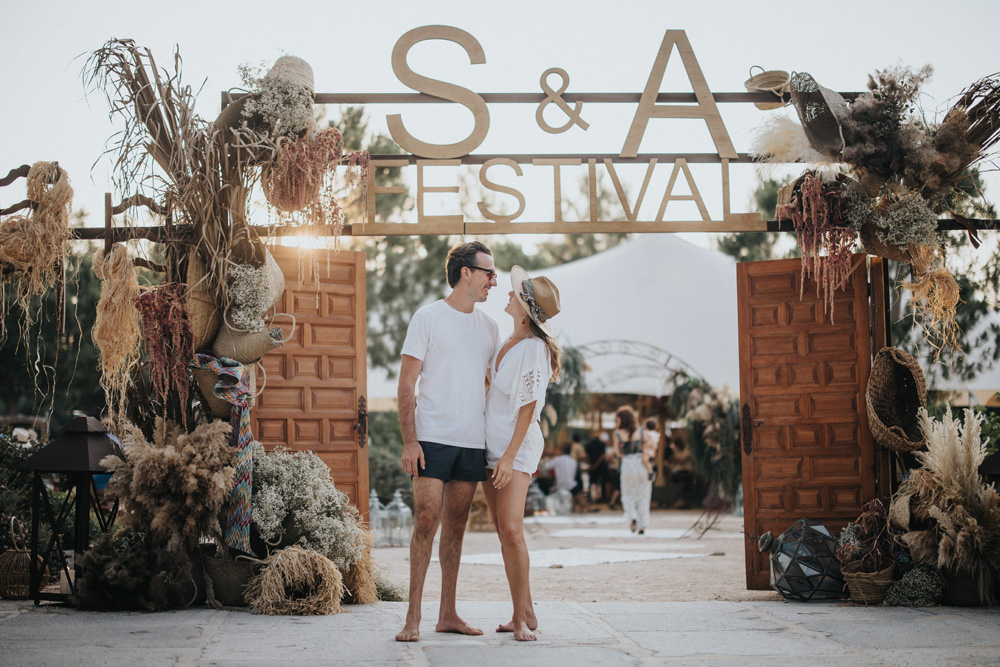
[492,400,537,490]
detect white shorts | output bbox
[485,428,543,475]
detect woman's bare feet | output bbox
[511,620,537,642]
[496,609,538,632]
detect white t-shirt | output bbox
[401,299,500,449]
[543,454,578,491]
[485,337,551,474]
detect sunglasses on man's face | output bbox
[467,265,497,280]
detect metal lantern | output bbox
[15,416,120,603]
[383,490,413,547]
[369,489,390,548]
[758,518,847,601]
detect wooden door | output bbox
[252,247,369,520]
[737,257,875,590]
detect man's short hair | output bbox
[446,241,492,288]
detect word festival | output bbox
[345,26,767,236]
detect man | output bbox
[395,241,500,643]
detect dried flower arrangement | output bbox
[75,528,197,611]
[881,565,946,607]
[135,284,194,426]
[92,244,142,427]
[250,442,375,599]
[225,249,285,333]
[889,407,1000,605]
[101,418,235,553]
[835,499,895,573]
[755,65,1000,353]
[0,162,73,325]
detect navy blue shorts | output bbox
[417,441,488,483]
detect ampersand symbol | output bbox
[535,67,590,134]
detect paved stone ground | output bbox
[2,598,998,665]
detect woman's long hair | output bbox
[527,319,562,383]
[616,406,637,440]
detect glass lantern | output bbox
[758,518,847,601]
[370,489,390,548]
[384,489,413,547]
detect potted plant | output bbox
[836,499,897,604]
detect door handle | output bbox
[741,403,761,455]
[354,395,368,448]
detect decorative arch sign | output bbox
[318,26,787,236]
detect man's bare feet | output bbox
[435,618,484,635]
[496,609,538,632]
[395,620,420,642]
[511,620,537,642]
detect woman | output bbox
[484,266,562,642]
[614,406,655,534]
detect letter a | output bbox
[620,30,736,159]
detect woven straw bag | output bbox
[201,546,263,608]
[0,518,49,599]
[193,363,263,419]
[213,324,281,364]
[744,66,791,110]
[186,251,221,352]
[866,347,927,452]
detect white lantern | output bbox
[384,489,413,547]
[370,489,390,548]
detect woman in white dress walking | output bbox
[614,406,656,534]
[483,266,562,642]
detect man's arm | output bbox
[398,354,424,476]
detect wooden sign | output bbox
[326,26,775,235]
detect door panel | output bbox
[251,247,369,520]
[737,257,875,590]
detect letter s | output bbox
[387,25,490,159]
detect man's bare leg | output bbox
[435,479,483,636]
[483,479,537,632]
[395,477,444,642]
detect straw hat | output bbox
[264,56,315,94]
[789,72,849,160]
[510,265,560,337]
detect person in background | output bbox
[584,432,609,503]
[643,419,660,482]
[613,406,656,534]
[396,241,500,643]
[670,438,698,509]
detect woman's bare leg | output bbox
[492,471,536,641]
[483,474,538,633]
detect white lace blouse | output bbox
[485,337,552,475]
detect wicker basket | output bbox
[0,519,49,600]
[201,548,263,607]
[841,561,896,604]
[186,251,221,352]
[744,66,791,110]
[212,323,281,364]
[866,347,927,452]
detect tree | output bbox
[1,212,104,421]
[715,176,794,262]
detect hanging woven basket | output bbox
[186,251,221,352]
[866,347,927,452]
[0,518,49,600]
[859,221,914,263]
[744,66,791,110]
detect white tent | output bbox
[367,234,741,407]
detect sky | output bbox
[3,0,1000,246]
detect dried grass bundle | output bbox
[342,528,377,604]
[102,418,234,552]
[917,408,991,511]
[0,162,73,316]
[245,545,344,615]
[902,250,963,362]
[92,244,142,428]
